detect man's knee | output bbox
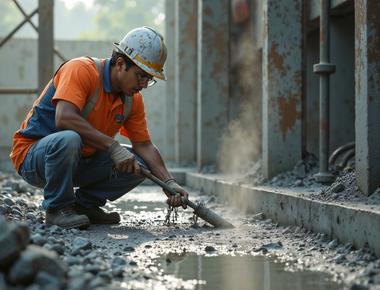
[55,131,82,151]
[49,130,83,161]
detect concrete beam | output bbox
[164,0,176,162]
[262,0,303,178]
[355,0,380,196]
[38,0,54,94]
[174,0,197,166]
[309,0,353,21]
[186,172,380,257]
[197,0,230,169]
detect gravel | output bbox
[310,172,380,205]
[240,155,380,206]
[0,171,379,289]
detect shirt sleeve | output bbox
[52,59,97,110]
[119,93,151,142]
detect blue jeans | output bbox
[19,130,146,209]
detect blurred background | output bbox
[0,0,167,172]
[0,0,165,40]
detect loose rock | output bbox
[205,246,216,252]
[7,245,66,286]
[72,237,92,255]
[0,217,30,269]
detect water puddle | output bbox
[114,190,167,214]
[156,253,343,290]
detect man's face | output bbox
[116,58,154,96]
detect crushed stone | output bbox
[0,171,379,289]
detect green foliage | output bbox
[0,2,17,34]
[79,0,165,41]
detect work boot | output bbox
[46,205,90,229]
[73,204,121,224]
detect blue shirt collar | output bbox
[103,58,112,93]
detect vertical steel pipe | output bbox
[313,0,336,183]
[38,0,54,94]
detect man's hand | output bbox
[108,141,141,175]
[164,179,189,209]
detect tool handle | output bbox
[140,167,196,209]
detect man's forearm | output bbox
[132,141,172,182]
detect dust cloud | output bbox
[218,25,262,177]
[218,104,260,175]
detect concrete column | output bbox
[355,0,380,196]
[197,0,230,169]
[164,0,176,162]
[262,0,303,178]
[38,0,54,94]
[174,1,197,166]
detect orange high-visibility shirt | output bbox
[10,57,150,172]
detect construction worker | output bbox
[9,27,188,229]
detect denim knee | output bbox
[49,130,83,160]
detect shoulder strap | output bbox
[81,57,102,119]
[82,57,134,121]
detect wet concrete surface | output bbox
[1,173,380,289]
[157,253,342,290]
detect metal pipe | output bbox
[0,88,38,94]
[313,0,336,184]
[38,0,54,94]
[0,8,38,48]
[339,148,355,169]
[139,167,234,228]
[329,141,355,165]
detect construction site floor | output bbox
[1,170,380,289]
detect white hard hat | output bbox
[113,26,167,80]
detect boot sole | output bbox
[89,220,120,225]
[46,220,90,230]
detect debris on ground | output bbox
[264,153,320,188]
[310,172,380,205]
[239,155,380,206]
[0,171,380,289]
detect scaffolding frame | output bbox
[0,0,66,95]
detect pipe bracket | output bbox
[313,63,336,74]
[314,172,336,184]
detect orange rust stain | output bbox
[269,42,285,73]
[184,7,197,44]
[320,119,328,132]
[278,94,300,135]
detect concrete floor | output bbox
[1,172,380,289]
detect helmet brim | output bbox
[113,42,166,80]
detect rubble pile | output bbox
[0,217,67,290]
[257,153,320,188]
[0,173,125,290]
[311,172,380,205]
[243,155,380,206]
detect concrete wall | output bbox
[309,0,353,20]
[164,0,176,163]
[262,0,303,178]
[355,0,380,195]
[0,38,167,172]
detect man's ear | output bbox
[116,57,125,72]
